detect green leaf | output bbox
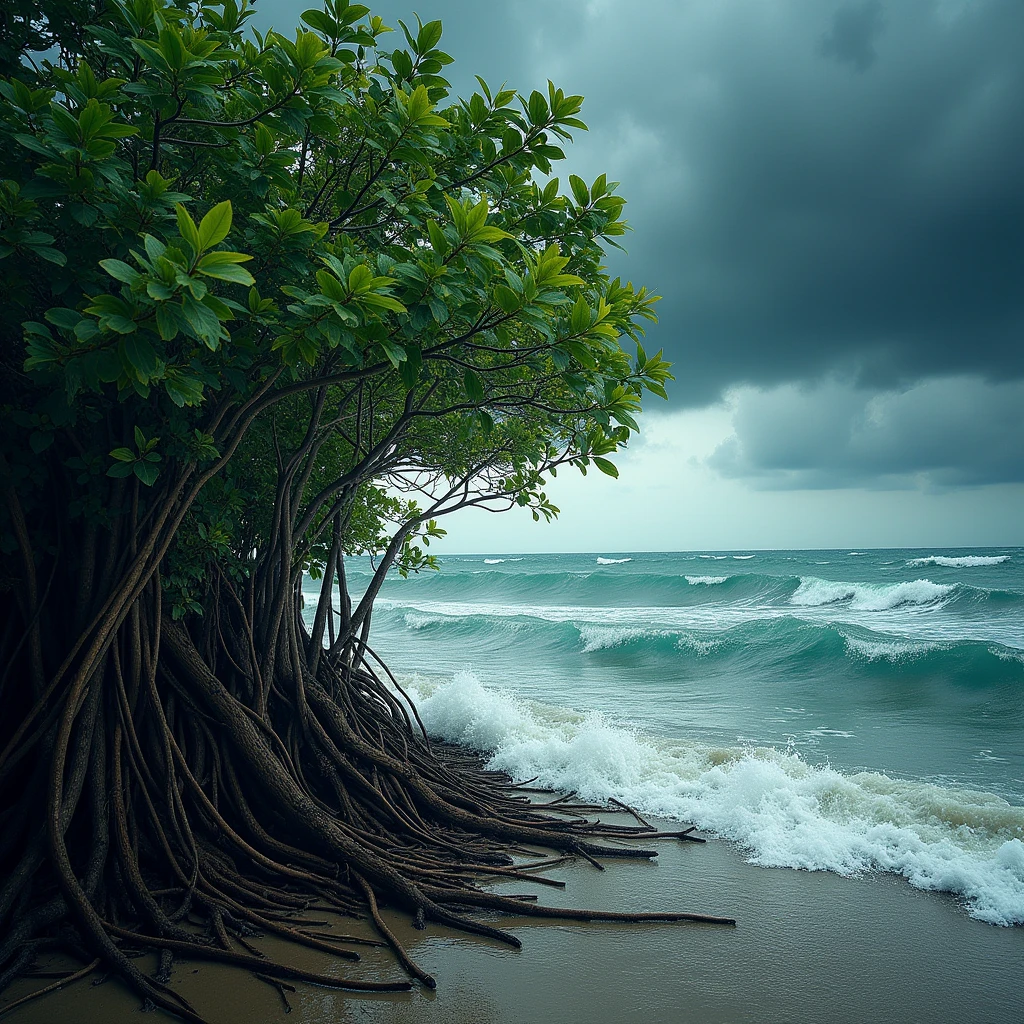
[110,447,135,462]
[399,344,422,388]
[124,335,158,380]
[134,461,159,486]
[197,252,255,285]
[44,307,83,330]
[379,339,406,367]
[106,461,135,478]
[176,204,201,253]
[570,296,591,334]
[99,259,140,285]
[416,20,443,52]
[198,201,233,250]
[359,292,406,313]
[492,284,520,314]
[427,220,449,258]
[463,368,485,403]
[593,457,618,478]
[347,263,374,294]
[569,174,589,207]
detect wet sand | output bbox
[5,817,1021,1023]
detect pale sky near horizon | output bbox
[259,0,1024,551]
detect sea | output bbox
[302,548,1024,928]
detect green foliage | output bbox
[0,0,672,620]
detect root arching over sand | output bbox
[0,557,732,1022]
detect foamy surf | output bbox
[597,557,632,564]
[907,555,1011,568]
[791,576,954,611]
[403,670,1024,926]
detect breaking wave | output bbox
[402,671,1024,926]
[907,555,1011,568]
[790,577,954,611]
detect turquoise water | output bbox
[304,548,1024,925]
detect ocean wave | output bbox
[843,635,947,663]
[733,555,756,560]
[483,558,506,564]
[578,624,668,653]
[907,555,1011,568]
[685,575,728,585]
[374,564,1024,619]
[700,554,729,560]
[373,602,1024,686]
[597,557,632,564]
[402,671,1024,926]
[791,577,954,611]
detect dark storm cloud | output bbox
[260,0,1024,403]
[706,376,1024,488]
[819,1,886,72]
[258,1,1024,487]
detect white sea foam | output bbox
[577,624,664,652]
[843,635,945,662]
[404,611,463,630]
[484,558,506,564]
[791,577,954,611]
[685,575,728,585]
[907,555,1011,568]
[992,647,1024,664]
[676,635,723,656]
[733,555,756,560]
[848,552,866,556]
[597,557,632,564]
[700,554,728,560]
[404,670,1024,926]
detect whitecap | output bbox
[577,624,662,652]
[906,555,1010,568]
[596,556,632,564]
[843,635,945,662]
[791,577,953,611]
[685,575,728,585]
[402,671,1024,926]
[483,558,506,564]
[732,554,756,560]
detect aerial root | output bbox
[105,926,413,993]
[353,872,435,990]
[0,958,100,1019]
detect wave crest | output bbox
[791,577,954,611]
[907,555,1011,568]
[402,671,1024,926]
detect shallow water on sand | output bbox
[304,548,1024,927]
[8,822,1022,1023]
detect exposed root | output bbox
[1,566,733,1023]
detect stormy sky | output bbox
[260,0,1024,549]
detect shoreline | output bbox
[4,802,1021,1023]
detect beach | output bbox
[6,813,1021,1023]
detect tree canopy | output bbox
[0,3,722,1020]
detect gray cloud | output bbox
[707,376,1024,488]
[259,0,1024,490]
[820,1,886,71]
[299,0,1024,403]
